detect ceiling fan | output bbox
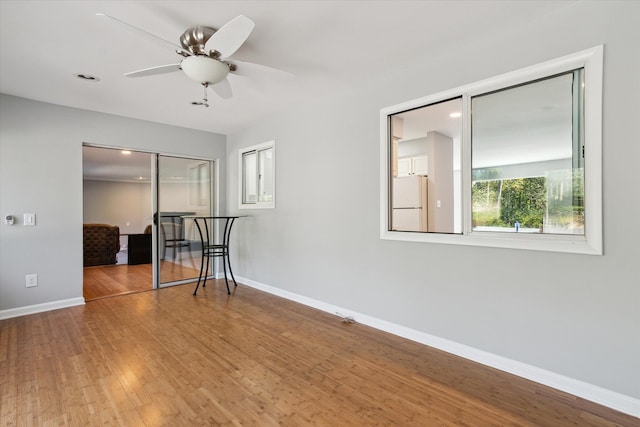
[98,13,289,106]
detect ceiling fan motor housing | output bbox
[179,26,216,55]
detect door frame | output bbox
[82,143,218,292]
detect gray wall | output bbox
[227,2,640,399]
[83,179,153,251]
[0,95,226,310]
[83,180,153,235]
[426,132,454,233]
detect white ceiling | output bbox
[83,146,153,182]
[0,0,571,136]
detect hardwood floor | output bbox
[1,282,638,426]
[83,261,202,300]
[83,264,153,300]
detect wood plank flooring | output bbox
[1,282,638,426]
[83,261,201,301]
[83,264,153,300]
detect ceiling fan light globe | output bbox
[181,55,229,85]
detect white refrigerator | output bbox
[392,175,429,232]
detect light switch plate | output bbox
[24,213,36,226]
[26,273,38,287]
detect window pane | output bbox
[239,141,276,209]
[258,147,274,202]
[471,71,584,235]
[242,151,257,204]
[389,97,462,233]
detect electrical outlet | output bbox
[26,274,38,287]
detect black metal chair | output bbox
[160,216,191,262]
[190,216,239,295]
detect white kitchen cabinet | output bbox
[397,158,412,176]
[412,155,429,175]
[397,155,428,177]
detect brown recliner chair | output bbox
[83,224,120,267]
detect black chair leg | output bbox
[193,248,207,296]
[226,253,238,287]
[203,254,211,288]
[221,253,231,294]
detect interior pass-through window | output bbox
[380,46,603,254]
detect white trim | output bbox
[0,297,85,320]
[238,276,639,418]
[380,45,603,255]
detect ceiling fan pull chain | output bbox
[190,83,210,107]
[202,83,209,107]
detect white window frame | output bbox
[380,46,603,255]
[239,140,276,209]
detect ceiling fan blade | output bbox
[210,78,233,99]
[96,13,190,56]
[205,15,255,59]
[229,60,294,79]
[125,64,182,78]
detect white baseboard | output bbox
[237,276,640,418]
[0,297,85,320]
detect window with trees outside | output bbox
[239,141,275,209]
[471,71,585,235]
[380,46,602,254]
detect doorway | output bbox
[82,146,214,299]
